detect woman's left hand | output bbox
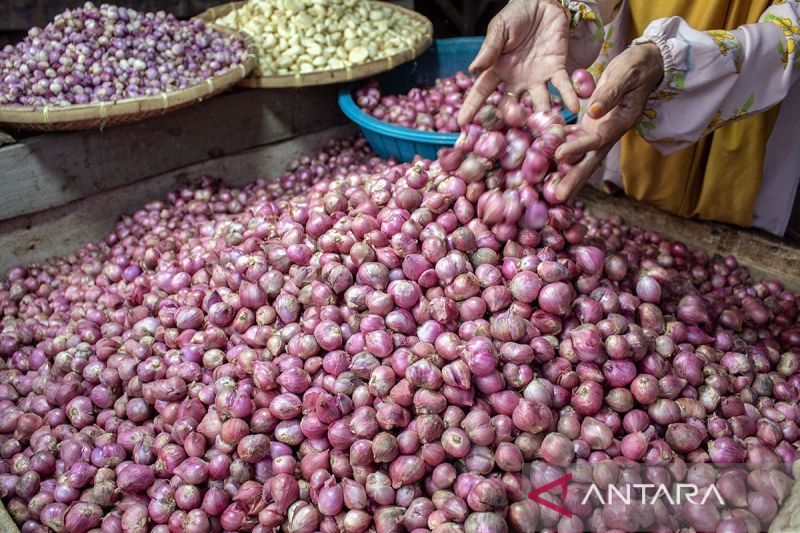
[554,42,664,202]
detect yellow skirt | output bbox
[620,0,780,227]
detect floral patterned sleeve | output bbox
[564,0,614,69]
[633,0,800,154]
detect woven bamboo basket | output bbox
[0,28,257,132]
[195,1,433,89]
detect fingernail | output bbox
[552,178,569,201]
[589,102,602,117]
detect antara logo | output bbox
[527,472,727,518]
[582,483,726,506]
[527,473,573,518]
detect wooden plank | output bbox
[181,125,359,185]
[0,124,357,273]
[580,187,800,292]
[0,86,347,221]
[0,501,18,533]
[0,132,14,147]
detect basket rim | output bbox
[0,26,256,128]
[195,1,433,88]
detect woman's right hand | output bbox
[554,42,664,202]
[457,0,579,126]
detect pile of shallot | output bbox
[356,72,477,133]
[0,2,250,106]
[355,68,596,133]
[0,83,799,533]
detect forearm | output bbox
[632,1,800,154]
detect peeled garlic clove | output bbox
[348,45,368,63]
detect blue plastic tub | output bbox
[338,37,577,162]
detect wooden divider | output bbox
[0,86,346,221]
[580,187,800,292]
[0,124,358,272]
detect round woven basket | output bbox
[195,1,433,89]
[0,28,257,132]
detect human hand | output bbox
[553,42,664,202]
[457,0,577,126]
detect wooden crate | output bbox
[0,502,15,533]
[579,187,800,292]
[1,79,799,533]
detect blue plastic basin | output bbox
[338,37,577,162]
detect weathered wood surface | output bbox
[0,86,347,221]
[580,187,800,292]
[0,124,357,272]
[0,500,17,533]
[180,124,359,186]
[0,132,15,147]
